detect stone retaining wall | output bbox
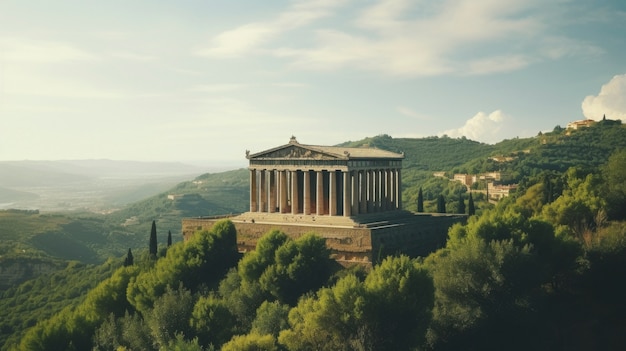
[182,212,465,266]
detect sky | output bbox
[1,0,625,167]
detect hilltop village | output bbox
[434,169,518,202]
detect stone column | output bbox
[378,170,382,211]
[350,171,361,215]
[365,170,370,213]
[329,171,337,216]
[316,171,324,215]
[279,170,288,213]
[303,171,311,215]
[360,170,367,214]
[372,169,380,212]
[343,171,351,217]
[384,169,391,211]
[390,168,396,210]
[351,171,359,215]
[380,169,386,211]
[387,169,396,210]
[269,170,276,213]
[259,170,267,212]
[397,168,402,210]
[250,169,257,212]
[291,170,299,214]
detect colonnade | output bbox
[249,168,401,217]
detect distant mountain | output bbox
[0,160,208,211]
[0,160,205,187]
[0,162,91,187]
[0,187,39,204]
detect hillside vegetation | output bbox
[5,141,626,349]
[1,122,625,349]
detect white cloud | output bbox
[196,0,349,58]
[197,22,277,58]
[396,106,430,120]
[581,74,626,121]
[440,110,509,143]
[199,0,597,77]
[2,66,125,99]
[0,37,125,99]
[466,55,532,75]
[0,37,96,62]
[277,0,547,75]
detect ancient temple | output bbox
[182,137,465,266]
[247,136,404,217]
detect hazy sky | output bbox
[1,0,625,166]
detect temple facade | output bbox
[247,136,404,217]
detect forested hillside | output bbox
[1,122,625,349]
[6,140,626,349]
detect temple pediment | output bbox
[246,136,404,161]
[249,144,343,160]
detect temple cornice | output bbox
[246,137,404,162]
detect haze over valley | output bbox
[0,160,208,212]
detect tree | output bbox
[279,275,366,351]
[238,230,332,305]
[124,248,134,267]
[427,238,541,350]
[362,255,434,350]
[128,220,239,313]
[468,192,475,216]
[541,169,606,240]
[437,194,446,213]
[458,192,466,214]
[146,285,194,348]
[191,293,236,347]
[258,233,332,305]
[417,187,424,212]
[604,149,626,219]
[149,220,158,258]
[223,333,278,351]
[93,313,123,351]
[279,256,434,351]
[251,301,290,337]
[167,230,172,247]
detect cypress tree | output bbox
[437,194,446,213]
[458,192,466,214]
[167,230,172,247]
[149,220,157,258]
[124,248,134,266]
[468,192,475,216]
[417,187,424,212]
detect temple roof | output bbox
[247,136,404,160]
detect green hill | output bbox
[1,121,625,350]
[103,168,249,245]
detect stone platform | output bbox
[182,211,466,266]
